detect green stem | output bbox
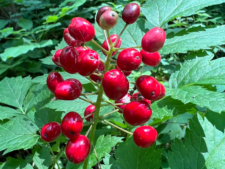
[103,120,133,135]
[106,30,113,46]
[48,144,60,169]
[100,109,119,118]
[50,147,65,169]
[114,46,142,51]
[78,97,94,104]
[91,39,109,54]
[113,23,128,46]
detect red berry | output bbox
[52,49,62,67]
[75,46,89,55]
[64,28,85,47]
[102,34,122,56]
[117,48,142,71]
[116,65,132,76]
[133,126,157,148]
[156,83,166,100]
[41,122,61,142]
[90,61,105,82]
[61,112,83,140]
[84,105,95,121]
[64,78,83,92]
[140,50,161,67]
[68,17,95,42]
[142,27,166,53]
[132,92,151,106]
[99,11,118,30]
[102,69,129,100]
[123,101,152,126]
[115,94,131,113]
[96,6,112,26]
[66,135,91,164]
[122,3,140,24]
[136,75,161,101]
[60,46,79,74]
[47,72,64,93]
[77,49,100,76]
[55,81,82,100]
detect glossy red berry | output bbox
[102,69,129,100]
[123,101,152,126]
[90,61,105,82]
[156,83,166,100]
[133,126,157,148]
[55,81,82,100]
[116,65,132,76]
[60,46,79,74]
[115,94,131,113]
[132,92,151,106]
[84,105,95,121]
[66,135,91,164]
[68,17,95,42]
[61,112,83,140]
[75,46,89,55]
[41,122,61,142]
[96,6,112,25]
[64,78,83,92]
[47,72,64,93]
[99,11,118,30]
[102,34,122,56]
[52,49,62,67]
[140,50,161,67]
[136,75,161,101]
[142,27,166,53]
[77,49,100,76]
[122,3,140,24]
[117,48,142,71]
[64,28,85,47]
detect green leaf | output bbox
[0,157,33,169]
[141,0,225,28]
[18,18,33,30]
[45,15,58,23]
[0,40,53,61]
[161,25,225,55]
[0,27,13,38]
[0,76,32,111]
[0,106,21,120]
[0,19,9,29]
[0,116,39,154]
[33,146,51,169]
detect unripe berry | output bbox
[46,72,64,93]
[61,112,83,140]
[142,27,166,53]
[102,69,129,100]
[52,49,62,67]
[96,6,112,25]
[102,34,122,56]
[84,105,95,121]
[117,48,142,71]
[66,135,91,164]
[41,122,61,142]
[122,3,140,24]
[132,92,151,106]
[68,17,95,42]
[140,50,161,67]
[99,11,118,30]
[64,28,85,47]
[133,126,157,148]
[115,94,131,113]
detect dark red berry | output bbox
[115,94,131,113]
[123,101,152,126]
[102,69,129,100]
[60,46,79,74]
[99,11,118,30]
[96,6,112,25]
[66,135,91,164]
[47,72,64,93]
[64,78,83,92]
[64,28,85,47]
[155,83,166,100]
[84,105,95,121]
[52,49,62,67]
[136,75,161,101]
[90,61,105,82]
[140,50,161,67]
[102,34,122,56]
[75,46,89,55]
[69,17,95,42]
[61,112,83,140]
[142,27,166,53]
[133,126,157,148]
[132,92,151,106]
[117,48,142,71]
[54,81,82,100]
[122,3,140,24]
[116,65,132,77]
[41,122,61,142]
[77,49,100,76]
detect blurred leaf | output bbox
[33,146,51,169]
[18,18,33,30]
[0,20,9,29]
[45,15,58,23]
[0,157,33,169]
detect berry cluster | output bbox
[42,2,166,165]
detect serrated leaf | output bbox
[18,18,33,30]
[0,116,39,154]
[161,25,225,55]
[141,0,225,28]
[33,146,51,169]
[0,157,33,169]
[0,106,21,120]
[0,76,32,111]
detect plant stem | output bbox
[104,30,110,51]
[78,97,94,104]
[50,147,65,169]
[85,124,93,137]
[113,23,128,46]
[48,144,60,169]
[107,30,113,46]
[85,76,98,86]
[91,39,109,54]
[114,46,142,51]
[103,120,133,135]
[100,109,119,118]
[81,92,98,96]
